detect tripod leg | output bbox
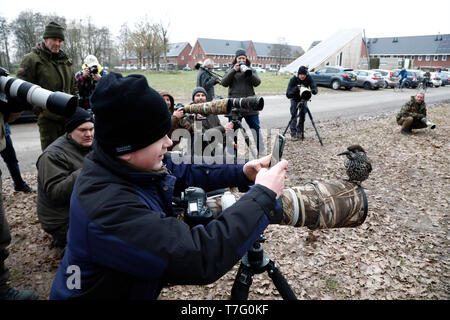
[266,260,297,300]
[305,106,324,146]
[231,263,254,300]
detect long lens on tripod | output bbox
[183,98,230,115]
[182,96,264,115]
[299,86,312,101]
[0,75,77,117]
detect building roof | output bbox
[308,41,322,51]
[367,34,450,55]
[166,42,190,57]
[280,29,363,74]
[197,38,251,55]
[196,38,303,57]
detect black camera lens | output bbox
[89,66,98,75]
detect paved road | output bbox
[3,86,450,175]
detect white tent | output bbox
[280,29,363,74]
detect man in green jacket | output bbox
[396,92,428,134]
[17,21,78,151]
[36,108,94,248]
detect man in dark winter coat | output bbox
[286,65,318,140]
[196,58,220,102]
[36,108,94,248]
[50,72,288,300]
[17,21,78,151]
[221,49,264,153]
[189,87,234,158]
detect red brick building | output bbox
[121,42,192,70]
[189,38,304,70]
[122,38,303,71]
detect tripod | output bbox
[227,109,259,159]
[230,234,297,300]
[283,100,323,146]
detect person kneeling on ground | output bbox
[396,92,429,135]
[50,72,287,300]
[36,108,94,249]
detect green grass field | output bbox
[121,70,293,103]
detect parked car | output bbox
[371,69,398,88]
[182,66,192,71]
[353,70,384,89]
[392,69,420,88]
[253,67,266,73]
[429,72,442,87]
[437,71,449,86]
[309,66,357,90]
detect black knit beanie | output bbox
[43,22,65,41]
[298,66,308,75]
[91,72,172,156]
[192,87,207,101]
[235,49,247,58]
[65,107,94,133]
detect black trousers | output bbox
[289,100,307,137]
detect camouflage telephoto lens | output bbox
[183,99,230,115]
[280,180,368,229]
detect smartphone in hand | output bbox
[270,133,286,168]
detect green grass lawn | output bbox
[121,70,293,103]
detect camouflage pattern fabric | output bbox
[184,99,229,115]
[280,180,367,229]
[206,180,368,230]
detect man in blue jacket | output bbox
[50,72,288,300]
[286,66,318,141]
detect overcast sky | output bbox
[1,0,449,51]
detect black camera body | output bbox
[88,66,99,75]
[181,187,214,227]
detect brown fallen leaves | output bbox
[3,103,449,300]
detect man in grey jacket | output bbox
[36,108,94,248]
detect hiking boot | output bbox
[14,184,35,193]
[400,129,410,135]
[291,135,298,141]
[0,288,38,300]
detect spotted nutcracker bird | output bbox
[337,145,372,184]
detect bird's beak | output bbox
[337,151,349,156]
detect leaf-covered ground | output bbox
[3,103,449,300]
